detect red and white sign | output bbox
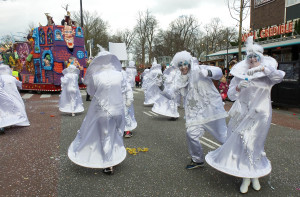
[242,21,294,42]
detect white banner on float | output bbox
[109,42,128,61]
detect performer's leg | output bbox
[186,125,205,163]
[240,178,251,194]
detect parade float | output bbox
[4,12,87,91]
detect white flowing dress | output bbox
[143,64,163,105]
[205,56,285,178]
[59,65,84,114]
[126,66,137,88]
[68,53,128,168]
[0,64,30,127]
[152,66,180,118]
[121,70,137,131]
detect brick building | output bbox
[208,0,300,107]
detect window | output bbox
[54,29,63,41]
[75,27,84,37]
[286,0,300,7]
[254,0,275,8]
[39,29,45,45]
[47,28,53,44]
[279,62,299,81]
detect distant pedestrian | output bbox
[219,75,229,101]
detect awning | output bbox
[207,37,300,57]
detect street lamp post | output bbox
[226,28,229,77]
[80,0,83,28]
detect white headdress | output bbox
[172,51,192,68]
[245,36,263,56]
[128,61,135,68]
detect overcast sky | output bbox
[0,0,250,38]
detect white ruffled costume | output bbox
[174,52,227,163]
[0,64,30,127]
[121,69,137,131]
[151,65,181,118]
[141,68,150,92]
[205,37,285,179]
[68,52,128,168]
[59,64,84,114]
[126,61,137,88]
[143,62,163,105]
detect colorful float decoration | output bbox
[8,11,87,91]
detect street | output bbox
[0,88,299,196]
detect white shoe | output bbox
[251,178,261,191]
[72,113,75,117]
[240,178,250,194]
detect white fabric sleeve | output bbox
[86,75,96,96]
[227,77,241,101]
[263,66,285,85]
[15,78,22,89]
[207,66,223,80]
[174,75,189,97]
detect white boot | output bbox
[251,178,261,191]
[240,178,251,194]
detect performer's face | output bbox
[178,60,190,75]
[247,53,261,68]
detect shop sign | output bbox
[242,20,295,42]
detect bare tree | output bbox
[134,10,158,66]
[121,28,136,53]
[73,10,109,56]
[226,0,250,60]
[168,15,200,54]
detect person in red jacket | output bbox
[135,72,141,88]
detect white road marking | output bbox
[133,91,139,94]
[135,88,144,92]
[148,111,159,116]
[199,140,216,149]
[22,93,34,99]
[143,111,153,117]
[40,94,51,98]
[202,137,221,147]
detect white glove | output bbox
[247,66,264,76]
[237,80,249,91]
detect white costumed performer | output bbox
[126,61,137,88]
[68,51,129,175]
[205,36,285,194]
[151,63,181,118]
[143,62,163,105]
[0,63,30,132]
[59,62,84,116]
[173,51,227,169]
[121,65,137,138]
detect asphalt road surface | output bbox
[0,89,299,196]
